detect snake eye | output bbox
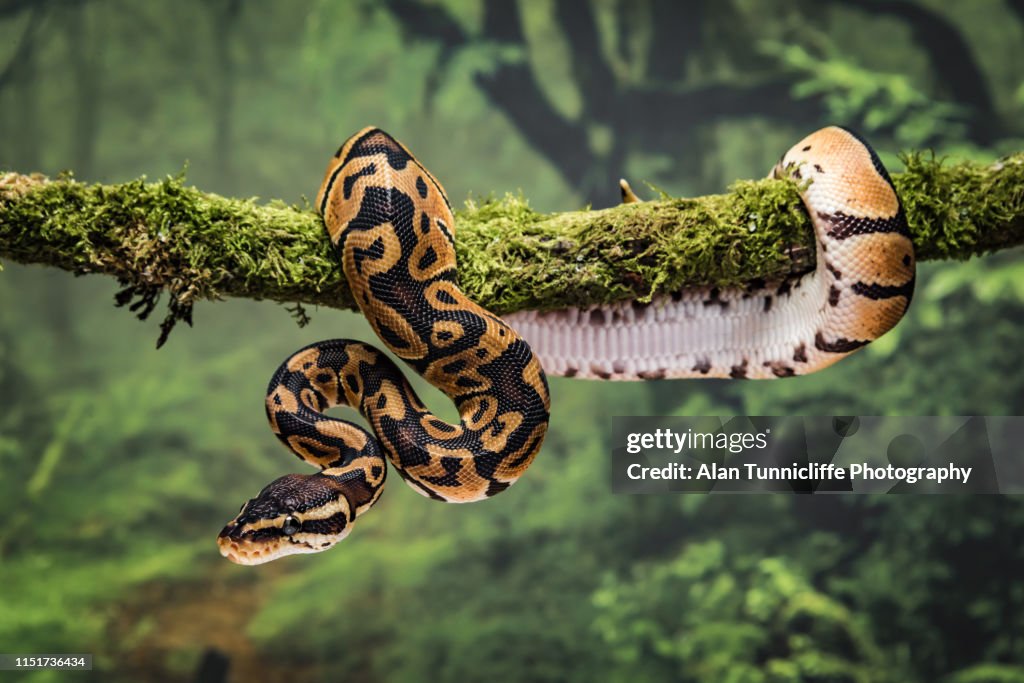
[282,515,301,536]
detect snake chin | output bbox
[217,533,327,566]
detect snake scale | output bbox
[219,125,914,564]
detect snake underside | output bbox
[218,125,913,564]
[507,126,914,380]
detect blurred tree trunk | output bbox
[211,0,241,180]
[3,5,42,170]
[834,0,1000,144]
[67,1,98,178]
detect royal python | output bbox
[219,126,913,564]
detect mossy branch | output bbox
[1,152,1022,344]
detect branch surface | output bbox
[1,153,1022,333]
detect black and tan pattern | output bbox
[219,128,550,565]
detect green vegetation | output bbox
[1,1,1023,682]
[3,153,1023,329]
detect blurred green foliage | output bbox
[1,1,1023,681]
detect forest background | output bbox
[2,1,1024,681]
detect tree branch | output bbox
[1,153,1022,344]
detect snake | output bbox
[218,125,913,564]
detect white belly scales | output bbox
[506,271,836,380]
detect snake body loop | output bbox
[218,126,913,564]
[219,128,551,565]
[506,126,915,379]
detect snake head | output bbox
[218,473,355,565]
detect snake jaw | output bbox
[217,516,349,565]
[216,512,324,565]
[217,512,281,565]
[217,529,320,565]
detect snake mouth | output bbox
[217,529,307,565]
[219,540,281,565]
[217,521,283,565]
[217,520,341,565]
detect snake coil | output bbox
[219,128,551,564]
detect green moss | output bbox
[896,153,1024,261]
[456,180,813,314]
[1,152,1022,341]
